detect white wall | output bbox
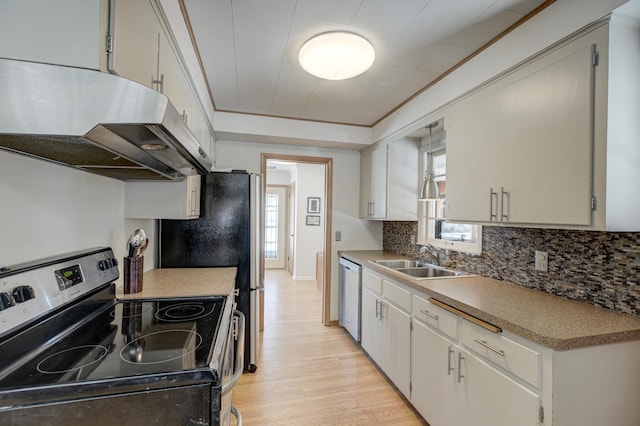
[293,163,324,280]
[266,170,293,185]
[215,140,382,320]
[0,150,157,285]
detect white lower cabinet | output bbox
[411,319,458,425]
[461,350,540,426]
[410,296,541,426]
[360,270,411,397]
[359,267,640,426]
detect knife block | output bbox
[123,256,144,294]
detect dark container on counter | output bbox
[123,256,144,294]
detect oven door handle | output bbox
[222,309,245,396]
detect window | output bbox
[417,121,482,254]
[264,193,279,259]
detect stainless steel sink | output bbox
[372,259,471,279]
[395,267,465,278]
[372,259,429,268]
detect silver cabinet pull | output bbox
[447,346,455,375]
[489,188,498,221]
[473,339,505,356]
[152,73,165,93]
[457,352,465,383]
[379,301,385,320]
[420,309,438,321]
[500,187,510,222]
[375,299,380,318]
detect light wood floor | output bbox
[232,269,427,426]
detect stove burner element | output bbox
[119,330,202,365]
[114,303,154,319]
[155,302,213,322]
[37,345,109,374]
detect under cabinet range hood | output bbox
[0,59,212,181]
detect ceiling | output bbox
[182,0,551,128]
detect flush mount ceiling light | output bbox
[298,31,375,80]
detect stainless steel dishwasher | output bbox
[339,257,362,342]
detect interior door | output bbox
[265,186,287,269]
[287,183,295,275]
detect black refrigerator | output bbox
[159,171,263,372]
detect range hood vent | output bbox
[0,59,212,181]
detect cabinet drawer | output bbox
[362,269,382,294]
[382,280,411,311]
[412,295,458,340]
[461,320,541,388]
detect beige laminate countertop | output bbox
[116,267,237,300]
[340,250,640,351]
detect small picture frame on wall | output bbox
[307,197,321,214]
[306,215,321,226]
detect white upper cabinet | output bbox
[360,138,419,220]
[445,17,640,231]
[0,0,108,70]
[446,30,594,226]
[107,0,160,87]
[125,175,201,219]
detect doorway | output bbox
[261,153,333,326]
[264,185,288,270]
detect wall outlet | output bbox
[335,231,342,242]
[410,235,416,245]
[534,251,548,272]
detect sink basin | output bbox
[372,259,430,268]
[372,259,470,279]
[395,267,464,278]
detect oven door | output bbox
[221,310,245,426]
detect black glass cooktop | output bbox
[0,297,226,389]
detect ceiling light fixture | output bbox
[298,31,375,80]
[419,122,439,201]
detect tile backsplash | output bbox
[383,222,640,316]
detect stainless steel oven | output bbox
[0,247,243,425]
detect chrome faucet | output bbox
[419,246,440,266]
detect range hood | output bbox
[0,58,212,181]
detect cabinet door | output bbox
[370,144,388,218]
[157,26,194,127]
[447,40,595,226]
[108,0,160,88]
[382,302,410,398]
[361,287,383,367]
[460,350,540,426]
[411,320,459,426]
[387,138,419,220]
[125,175,201,219]
[0,0,105,70]
[359,149,373,218]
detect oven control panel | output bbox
[0,247,119,337]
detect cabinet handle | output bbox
[447,346,455,376]
[457,352,465,383]
[473,339,505,357]
[379,301,385,320]
[489,188,498,221]
[152,73,165,93]
[181,109,188,124]
[375,299,380,318]
[420,309,438,321]
[190,187,197,216]
[500,187,509,222]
